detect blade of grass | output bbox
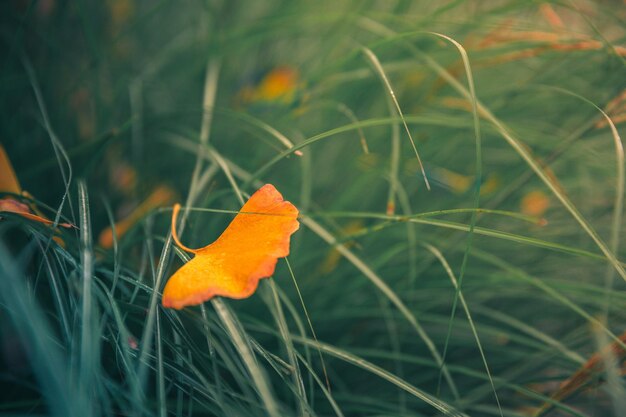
[284,257,331,396]
[144,217,167,417]
[78,180,97,417]
[35,239,71,343]
[101,196,121,294]
[295,351,344,417]
[424,243,503,416]
[272,279,318,409]
[362,46,430,190]
[181,58,221,227]
[537,86,624,322]
[264,278,309,416]
[219,109,304,156]
[532,328,626,417]
[212,298,281,417]
[161,205,616,264]
[23,53,75,229]
[199,304,224,409]
[136,231,173,395]
[413,33,485,409]
[383,86,401,215]
[394,169,418,284]
[335,102,369,154]
[100,286,143,409]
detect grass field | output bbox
[1,1,626,416]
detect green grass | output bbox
[1,1,626,416]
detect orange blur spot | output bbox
[520,190,550,217]
[256,67,299,101]
[320,220,363,274]
[239,67,301,104]
[98,185,176,248]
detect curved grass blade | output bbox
[294,337,467,417]
[212,298,282,417]
[285,257,331,396]
[361,46,430,190]
[424,243,503,416]
[263,278,309,416]
[537,86,624,321]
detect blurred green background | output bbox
[1,1,626,416]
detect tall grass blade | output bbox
[78,180,98,417]
[362,46,430,190]
[424,243,503,416]
[213,298,282,417]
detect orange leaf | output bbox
[0,145,73,231]
[98,185,176,248]
[0,145,22,195]
[0,198,73,228]
[162,184,299,309]
[531,329,626,417]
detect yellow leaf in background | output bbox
[109,161,137,195]
[0,199,73,228]
[520,190,550,217]
[356,152,380,172]
[255,67,299,101]
[162,184,300,309]
[0,145,22,195]
[480,173,500,196]
[69,88,95,140]
[539,3,564,29]
[428,167,472,194]
[531,329,626,417]
[320,220,363,274]
[417,165,500,196]
[108,0,134,27]
[238,67,301,104]
[0,145,73,230]
[98,185,176,249]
